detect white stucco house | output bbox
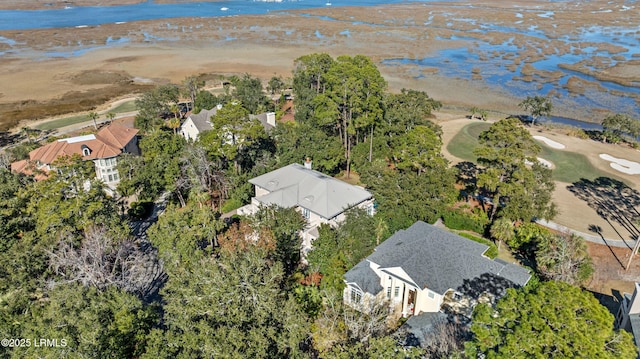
[11,123,139,190]
[343,221,531,318]
[237,161,374,247]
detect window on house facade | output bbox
[302,208,310,220]
[108,174,113,182]
[386,287,391,299]
[394,286,400,298]
[366,203,374,216]
[350,287,362,304]
[113,173,119,181]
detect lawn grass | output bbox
[446,121,491,162]
[446,121,612,183]
[109,100,137,113]
[34,100,138,131]
[35,114,91,131]
[537,144,610,183]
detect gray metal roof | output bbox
[187,107,218,132]
[344,260,383,295]
[249,163,372,219]
[364,221,531,295]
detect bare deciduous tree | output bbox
[343,296,392,343]
[176,144,228,209]
[49,226,165,299]
[419,317,467,358]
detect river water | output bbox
[0,0,424,30]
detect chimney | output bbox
[304,157,312,170]
[266,112,276,127]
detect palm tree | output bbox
[167,117,181,135]
[88,111,99,130]
[21,126,36,143]
[469,107,479,120]
[106,112,116,124]
[479,109,488,121]
[490,217,515,251]
[170,103,180,120]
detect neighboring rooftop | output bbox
[186,107,219,132]
[249,163,372,219]
[364,221,531,294]
[28,123,138,165]
[402,311,449,347]
[249,112,276,131]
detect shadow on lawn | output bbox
[568,177,640,244]
[589,224,627,268]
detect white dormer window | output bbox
[81,144,91,156]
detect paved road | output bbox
[536,219,637,249]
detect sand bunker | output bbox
[534,135,566,149]
[599,154,640,175]
[537,157,554,169]
[525,157,555,169]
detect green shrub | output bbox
[128,201,153,219]
[442,208,488,234]
[457,232,498,259]
[567,128,589,140]
[220,198,243,214]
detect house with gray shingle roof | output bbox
[181,105,276,141]
[344,221,531,317]
[180,106,220,141]
[237,161,374,245]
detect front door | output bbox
[407,289,416,315]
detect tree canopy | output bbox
[518,95,553,126]
[466,281,637,358]
[474,118,556,222]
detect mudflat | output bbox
[1,0,639,131]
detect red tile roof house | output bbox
[11,123,139,191]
